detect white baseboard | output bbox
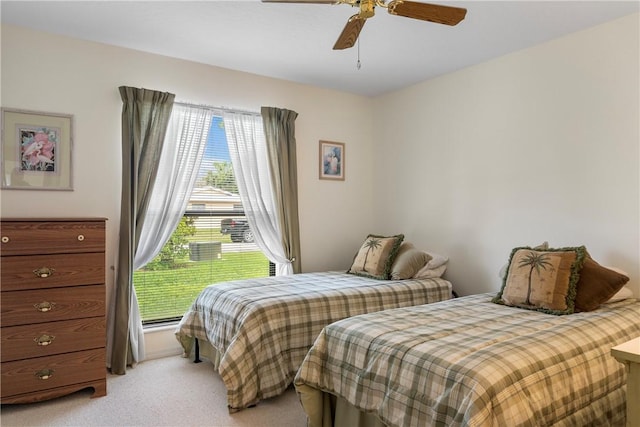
[144,324,184,361]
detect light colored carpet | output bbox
[0,356,307,427]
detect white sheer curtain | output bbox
[127,104,214,363]
[223,111,293,275]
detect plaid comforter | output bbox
[174,271,452,411]
[295,293,640,427]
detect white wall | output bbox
[372,14,640,297]
[2,15,638,358]
[0,24,376,293]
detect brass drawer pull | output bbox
[77,234,85,241]
[35,369,54,380]
[1,236,8,243]
[34,301,56,312]
[33,267,55,278]
[34,334,56,346]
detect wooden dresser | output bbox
[1,218,107,403]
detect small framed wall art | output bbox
[1,108,73,190]
[319,140,345,181]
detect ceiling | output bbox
[1,1,638,97]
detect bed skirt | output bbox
[297,384,387,427]
[295,384,627,427]
[179,336,222,369]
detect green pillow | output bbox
[348,234,404,280]
[493,246,587,315]
[498,241,549,279]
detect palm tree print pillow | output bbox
[493,246,587,315]
[348,234,404,280]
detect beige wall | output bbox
[0,24,376,297]
[0,15,640,295]
[372,14,640,297]
[2,15,639,356]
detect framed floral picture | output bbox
[319,140,345,181]
[1,108,73,190]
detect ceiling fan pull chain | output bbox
[357,38,362,70]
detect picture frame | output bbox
[1,108,73,190]
[319,140,345,181]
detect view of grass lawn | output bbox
[190,227,230,243]
[135,247,269,323]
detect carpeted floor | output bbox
[0,355,307,427]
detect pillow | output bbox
[390,242,432,280]
[413,263,447,279]
[573,258,629,312]
[348,234,404,280]
[606,285,634,303]
[423,251,449,270]
[604,268,634,303]
[607,266,629,276]
[498,241,549,279]
[493,245,587,315]
[413,251,449,278]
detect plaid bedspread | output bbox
[295,293,640,427]
[174,271,452,411]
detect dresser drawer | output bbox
[1,317,106,363]
[1,253,104,292]
[0,221,105,256]
[1,285,105,327]
[0,348,105,399]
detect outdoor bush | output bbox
[144,217,196,270]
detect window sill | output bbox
[143,322,179,332]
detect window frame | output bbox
[139,209,274,327]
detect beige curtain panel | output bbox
[261,106,301,274]
[108,86,175,375]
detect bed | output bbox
[294,245,640,427]
[175,235,454,411]
[175,269,453,411]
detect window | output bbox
[134,115,270,325]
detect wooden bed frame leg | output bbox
[194,338,202,363]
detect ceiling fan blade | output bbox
[261,0,337,3]
[387,1,467,25]
[333,15,366,50]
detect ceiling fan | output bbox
[261,0,467,50]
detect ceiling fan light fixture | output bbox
[359,0,376,18]
[268,0,467,50]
